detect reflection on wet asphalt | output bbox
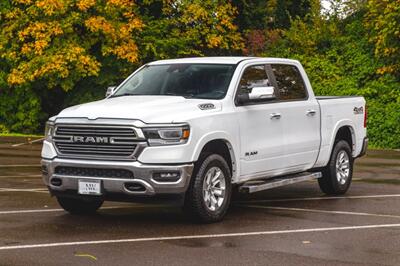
[0,137,399,265]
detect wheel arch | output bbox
[192,134,238,181]
[330,121,356,157]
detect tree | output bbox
[138,0,244,60]
[0,0,143,91]
[0,0,143,132]
[365,0,400,77]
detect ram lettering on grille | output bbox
[53,125,139,159]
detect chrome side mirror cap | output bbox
[105,86,116,98]
[237,86,276,105]
[248,86,276,100]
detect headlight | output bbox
[44,121,55,142]
[142,125,190,146]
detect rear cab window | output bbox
[271,64,308,101]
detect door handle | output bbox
[270,113,281,119]
[306,109,317,116]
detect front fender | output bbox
[191,131,240,181]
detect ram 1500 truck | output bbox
[41,57,368,222]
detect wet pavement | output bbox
[0,137,399,265]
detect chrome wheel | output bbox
[202,166,226,212]
[336,150,350,185]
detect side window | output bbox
[238,65,272,94]
[271,64,307,100]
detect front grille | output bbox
[53,124,141,159]
[55,166,134,179]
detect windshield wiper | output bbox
[109,93,137,98]
[164,92,195,98]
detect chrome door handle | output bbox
[306,109,316,116]
[270,113,281,119]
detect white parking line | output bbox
[0,165,41,168]
[240,205,400,219]
[11,138,44,147]
[238,194,400,203]
[0,205,163,215]
[0,188,47,192]
[0,175,42,178]
[0,223,399,251]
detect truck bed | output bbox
[314,96,366,168]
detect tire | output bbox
[56,196,103,215]
[318,140,353,195]
[184,154,232,223]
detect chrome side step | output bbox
[239,172,322,194]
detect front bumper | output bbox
[41,158,194,199]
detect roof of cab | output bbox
[147,56,302,66]
[148,56,259,65]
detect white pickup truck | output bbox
[41,57,368,222]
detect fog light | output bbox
[50,178,62,186]
[152,171,181,182]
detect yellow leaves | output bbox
[18,22,63,42]
[377,66,395,75]
[163,1,244,53]
[107,0,135,8]
[76,0,96,11]
[110,40,139,63]
[36,0,67,15]
[85,16,116,37]
[2,0,143,90]
[8,44,101,87]
[12,0,33,4]
[207,35,223,48]
[7,70,26,86]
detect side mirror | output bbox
[105,86,116,98]
[237,86,276,104]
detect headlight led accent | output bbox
[142,125,190,146]
[44,121,55,142]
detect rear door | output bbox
[270,64,320,172]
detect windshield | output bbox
[112,64,236,99]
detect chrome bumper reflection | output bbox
[41,158,194,196]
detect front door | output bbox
[235,64,286,180]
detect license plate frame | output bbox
[78,179,102,195]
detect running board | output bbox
[239,172,322,194]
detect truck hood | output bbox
[57,96,222,123]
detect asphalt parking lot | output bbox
[0,137,399,266]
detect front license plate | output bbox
[78,179,102,195]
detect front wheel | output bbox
[318,140,353,195]
[56,196,104,215]
[184,154,232,223]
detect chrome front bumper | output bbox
[41,158,194,198]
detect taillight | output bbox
[364,105,367,128]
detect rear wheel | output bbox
[184,154,232,223]
[318,140,353,195]
[56,196,103,215]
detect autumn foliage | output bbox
[0,0,399,148]
[1,0,143,90]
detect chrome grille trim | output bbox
[53,124,146,160]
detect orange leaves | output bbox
[1,0,143,90]
[36,0,67,15]
[106,0,135,8]
[85,16,116,36]
[111,40,139,63]
[76,0,96,11]
[8,44,101,89]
